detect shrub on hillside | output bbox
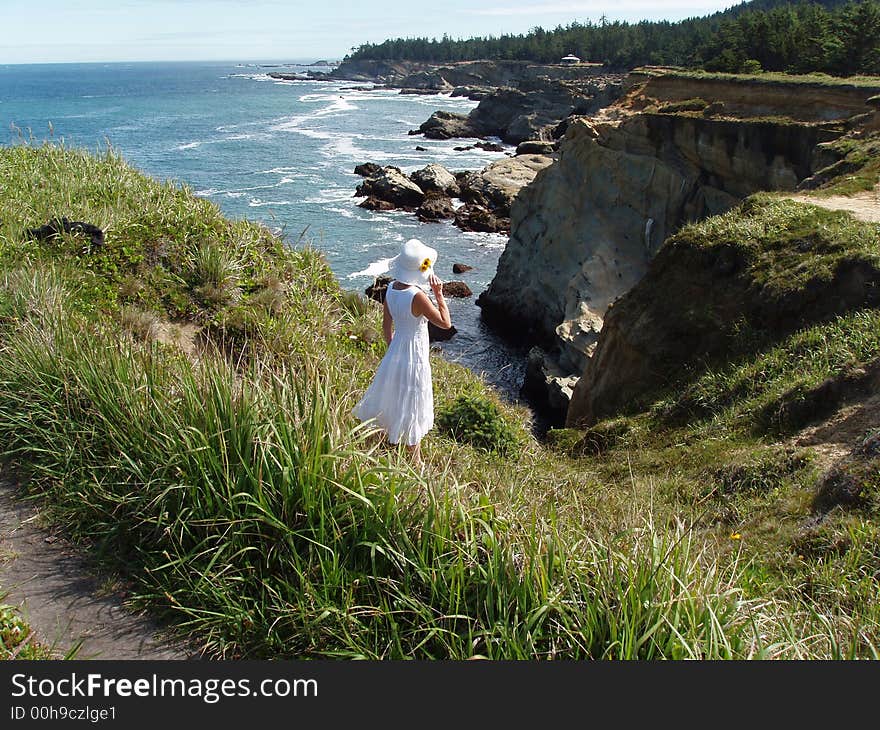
[437,395,518,455]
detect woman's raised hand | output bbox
[429,273,444,298]
[424,273,452,329]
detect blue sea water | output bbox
[0,60,529,402]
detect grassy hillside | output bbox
[557,196,880,653]
[0,143,877,658]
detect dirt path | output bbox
[0,480,198,660]
[784,185,880,224]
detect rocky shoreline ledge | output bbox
[352,155,554,235]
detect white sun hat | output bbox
[387,238,438,287]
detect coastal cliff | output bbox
[565,195,880,426]
[478,70,880,420]
[4,108,880,661]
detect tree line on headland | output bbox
[345,0,880,76]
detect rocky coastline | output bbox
[478,70,880,423]
[333,60,880,426]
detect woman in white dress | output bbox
[353,238,452,464]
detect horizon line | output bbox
[0,57,345,67]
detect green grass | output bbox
[0,272,759,658]
[0,142,310,321]
[814,131,880,196]
[656,97,710,113]
[0,143,878,658]
[670,194,880,295]
[0,597,53,659]
[651,309,880,437]
[550,193,880,657]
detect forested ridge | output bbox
[345,0,880,76]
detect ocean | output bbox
[0,60,529,403]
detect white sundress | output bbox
[353,282,434,446]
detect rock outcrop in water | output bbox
[353,155,554,234]
[478,69,880,422]
[416,76,625,146]
[410,163,460,196]
[355,167,425,209]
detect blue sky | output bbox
[2,0,740,64]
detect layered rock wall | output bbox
[480,113,833,371]
[625,71,880,122]
[418,76,625,145]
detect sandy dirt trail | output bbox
[784,184,880,224]
[0,480,197,660]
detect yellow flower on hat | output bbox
[419,257,432,273]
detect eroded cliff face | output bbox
[481,114,834,366]
[477,73,873,421]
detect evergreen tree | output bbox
[344,1,880,76]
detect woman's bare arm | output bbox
[382,296,393,344]
[412,274,452,329]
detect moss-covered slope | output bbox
[568,195,880,427]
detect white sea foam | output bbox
[199,182,287,198]
[347,257,394,279]
[228,73,275,81]
[316,97,358,116]
[412,97,478,111]
[303,187,354,204]
[292,128,335,140]
[461,231,508,249]
[297,92,333,103]
[324,206,357,219]
[249,198,294,208]
[295,94,358,118]
[268,114,316,132]
[216,118,275,132]
[257,168,324,186]
[319,133,430,164]
[175,130,276,152]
